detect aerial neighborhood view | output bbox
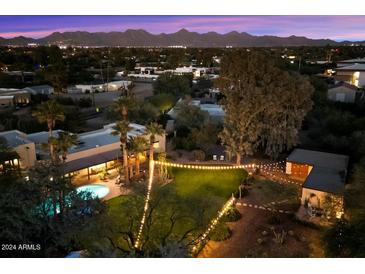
[1,15,365,259]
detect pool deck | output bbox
[73,169,131,200]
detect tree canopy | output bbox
[217,50,313,162]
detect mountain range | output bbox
[0,29,350,47]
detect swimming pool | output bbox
[76,184,110,199]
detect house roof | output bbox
[287,149,349,171]
[0,130,32,147]
[288,149,349,195]
[303,167,345,195]
[329,82,361,92]
[68,123,146,154]
[338,57,365,64]
[25,85,53,91]
[64,148,121,173]
[27,130,62,145]
[336,63,365,71]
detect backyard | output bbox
[104,168,247,255]
[199,177,325,258]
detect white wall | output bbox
[14,143,36,168]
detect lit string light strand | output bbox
[134,160,155,249]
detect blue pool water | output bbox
[76,184,110,199]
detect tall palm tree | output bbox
[112,95,135,121]
[111,121,132,185]
[53,132,78,163]
[146,122,164,168]
[128,136,148,176]
[32,100,65,160]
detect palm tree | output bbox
[145,122,164,169]
[112,95,135,121]
[128,136,148,176]
[111,121,132,185]
[53,132,78,163]
[32,100,65,160]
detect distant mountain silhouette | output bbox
[0,29,340,47]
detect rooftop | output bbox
[303,167,345,195]
[27,130,62,145]
[328,81,361,91]
[336,63,365,71]
[68,123,146,153]
[287,149,349,171]
[338,57,365,63]
[287,149,349,195]
[0,130,32,147]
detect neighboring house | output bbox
[168,98,225,122]
[335,63,365,87]
[104,80,132,92]
[0,123,165,179]
[24,85,54,95]
[0,88,31,108]
[0,130,36,168]
[286,149,349,216]
[336,57,365,68]
[327,82,364,103]
[72,80,132,93]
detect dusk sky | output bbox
[1,15,365,41]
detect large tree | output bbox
[111,121,132,185]
[51,131,79,163]
[112,95,136,121]
[145,122,164,170]
[128,136,148,176]
[217,51,313,163]
[32,100,65,161]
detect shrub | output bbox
[210,223,231,241]
[223,207,242,222]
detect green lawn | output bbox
[105,168,247,253]
[249,179,300,206]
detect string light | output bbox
[153,161,260,170]
[135,160,155,249]
[135,159,291,250]
[193,196,236,253]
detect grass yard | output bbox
[246,178,300,209]
[105,168,247,255]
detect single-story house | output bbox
[0,88,31,108]
[335,63,365,88]
[168,98,225,122]
[0,123,165,180]
[286,149,349,215]
[0,130,36,168]
[72,80,132,94]
[337,57,365,68]
[24,85,54,96]
[327,82,364,103]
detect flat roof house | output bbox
[286,149,349,216]
[335,63,365,88]
[337,57,365,68]
[0,123,166,181]
[0,88,31,108]
[0,130,36,168]
[24,85,54,95]
[168,98,225,122]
